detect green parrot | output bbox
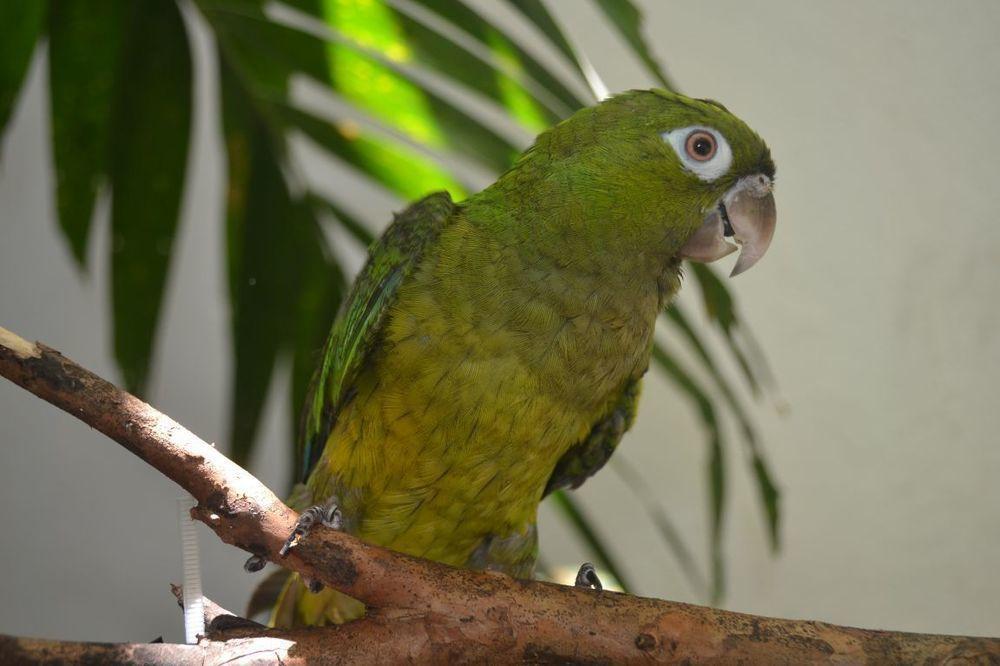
[255,88,776,626]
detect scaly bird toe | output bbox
[279,496,342,558]
[574,562,603,591]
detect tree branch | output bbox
[2,324,998,664]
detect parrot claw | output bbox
[279,496,343,558]
[243,555,267,573]
[574,562,603,591]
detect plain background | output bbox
[1,0,998,644]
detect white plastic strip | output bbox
[177,495,204,644]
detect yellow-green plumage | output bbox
[267,90,775,626]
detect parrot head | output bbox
[508,89,776,277]
[649,91,776,276]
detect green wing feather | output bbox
[543,378,642,497]
[296,191,456,480]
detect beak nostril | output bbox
[747,174,772,197]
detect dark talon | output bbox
[278,523,309,558]
[243,555,267,573]
[280,497,343,558]
[575,562,603,591]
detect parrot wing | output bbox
[542,377,642,497]
[296,191,456,481]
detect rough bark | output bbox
[1,325,998,665]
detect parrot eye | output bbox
[661,125,733,182]
[685,131,717,161]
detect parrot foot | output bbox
[574,562,603,591]
[279,496,343,558]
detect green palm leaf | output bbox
[48,0,128,266]
[109,1,192,396]
[651,342,727,602]
[593,0,675,90]
[666,305,781,551]
[0,2,44,147]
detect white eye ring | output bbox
[661,125,733,182]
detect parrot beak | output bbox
[679,174,776,277]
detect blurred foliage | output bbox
[0,0,779,602]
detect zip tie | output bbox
[177,495,204,644]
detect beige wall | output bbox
[0,0,997,644]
